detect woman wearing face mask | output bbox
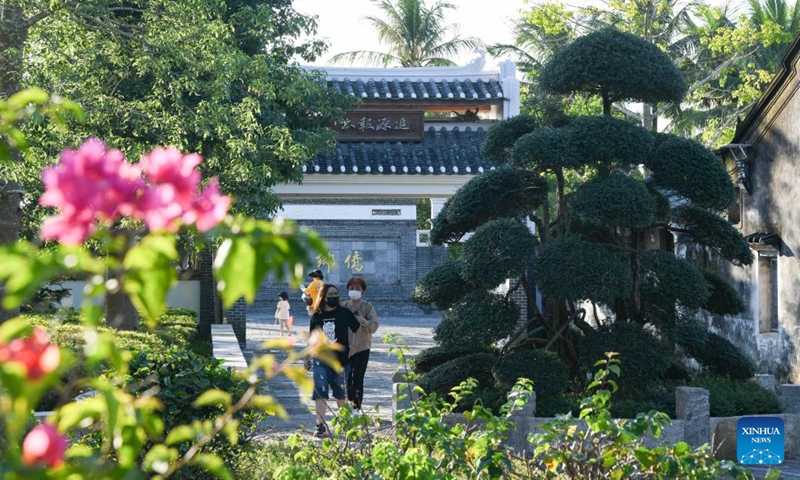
[342,277,379,416]
[308,284,360,437]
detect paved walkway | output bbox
[241,312,800,478]
[243,313,441,438]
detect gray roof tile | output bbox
[327,79,503,101]
[304,127,495,175]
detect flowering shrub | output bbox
[0,137,336,478]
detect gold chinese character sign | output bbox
[334,109,424,141]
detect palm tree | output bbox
[329,0,482,67]
[748,0,800,71]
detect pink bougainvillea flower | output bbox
[22,424,67,468]
[39,139,230,241]
[139,147,202,195]
[40,138,144,245]
[185,179,231,232]
[137,149,230,232]
[0,328,61,380]
[136,184,186,232]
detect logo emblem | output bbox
[737,416,784,465]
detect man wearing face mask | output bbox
[342,277,379,416]
[308,284,360,438]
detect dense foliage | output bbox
[430,169,547,244]
[409,260,466,310]
[433,290,519,349]
[412,26,755,422]
[413,344,494,374]
[417,352,498,398]
[492,348,568,398]
[255,351,756,479]
[691,376,780,417]
[460,218,536,289]
[579,322,671,388]
[540,28,687,114]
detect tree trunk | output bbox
[105,227,139,330]
[0,181,22,322]
[642,103,656,131]
[105,289,139,331]
[0,3,27,323]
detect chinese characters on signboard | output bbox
[335,110,424,141]
[311,240,399,285]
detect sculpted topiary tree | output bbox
[412,28,753,394]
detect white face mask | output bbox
[348,290,362,300]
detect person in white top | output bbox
[275,291,292,337]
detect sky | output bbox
[292,0,743,68]
[292,0,529,67]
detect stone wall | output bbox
[708,62,800,382]
[391,377,800,460]
[249,218,448,317]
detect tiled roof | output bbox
[303,127,495,175]
[745,232,781,247]
[328,78,503,101]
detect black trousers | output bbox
[347,349,371,409]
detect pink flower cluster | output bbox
[40,139,231,245]
[22,424,67,468]
[0,328,60,381]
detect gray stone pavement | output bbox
[241,312,800,478]
[243,313,441,438]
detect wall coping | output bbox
[211,324,248,370]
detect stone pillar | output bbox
[505,391,536,454]
[779,384,800,413]
[756,374,777,393]
[676,386,710,448]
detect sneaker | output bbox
[352,408,362,417]
[313,423,327,437]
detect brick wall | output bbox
[198,249,215,339]
[199,249,247,346]
[249,219,448,317]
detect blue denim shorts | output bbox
[311,359,346,400]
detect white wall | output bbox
[58,280,201,315]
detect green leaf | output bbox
[165,425,196,445]
[248,394,288,419]
[8,88,49,109]
[214,237,257,306]
[192,453,232,480]
[193,389,232,408]
[123,234,178,327]
[0,318,32,343]
[143,444,180,474]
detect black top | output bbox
[309,306,360,367]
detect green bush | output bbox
[537,393,580,417]
[126,349,265,479]
[691,376,780,417]
[459,386,508,414]
[701,270,747,315]
[640,249,709,311]
[433,290,519,349]
[430,168,547,244]
[460,218,536,289]
[700,333,756,380]
[568,172,654,229]
[534,235,632,304]
[479,114,537,164]
[418,352,498,398]
[413,344,493,374]
[676,320,756,380]
[409,260,465,310]
[492,348,568,398]
[579,322,671,387]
